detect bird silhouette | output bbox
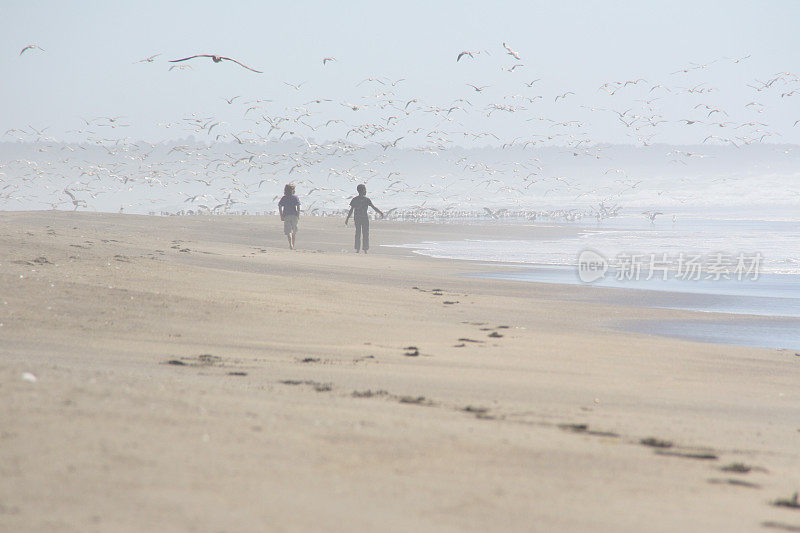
[169,54,262,73]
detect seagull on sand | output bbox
[20,44,45,55]
[169,54,262,73]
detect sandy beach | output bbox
[1,211,799,532]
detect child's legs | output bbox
[354,221,362,251]
[362,219,370,250]
[284,216,298,248]
[355,219,369,251]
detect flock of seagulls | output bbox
[4,41,799,221]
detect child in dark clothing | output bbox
[278,183,300,249]
[345,184,384,253]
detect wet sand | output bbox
[1,211,799,532]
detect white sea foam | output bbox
[392,214,800,275]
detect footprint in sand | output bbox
[460,405,497,419]
[352,389,389,398]
[761,521,800,531]
[639,437,673,448]
[279,379,332,392]
[162,354,228,368]
[707,478,761,488]
[654,449,718,460]
[720,462,768,474]
[398,395,433,406]
[558,423,619,437]
[772,493,800,510]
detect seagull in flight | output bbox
[322,57,336,65]
[642,210,662,223]
[502,42,521,60]
[169,54,262,73]
[20,44,45,55]
[135,53,161,63]
[63,189,86,210]
[726,55,751,63]
[457,51,473,62]
[467,84,489,92]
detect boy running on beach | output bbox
[345,184,384,253]
[278,183,300,249]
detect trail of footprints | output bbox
[274,366,798,527]
[158,284,799,528]
[162,350,799,526]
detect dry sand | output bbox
[1,211,798,532]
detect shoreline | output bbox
[1,211,799,532]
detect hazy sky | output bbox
[3,0,800,144]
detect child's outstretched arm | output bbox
[370,200,384,218]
